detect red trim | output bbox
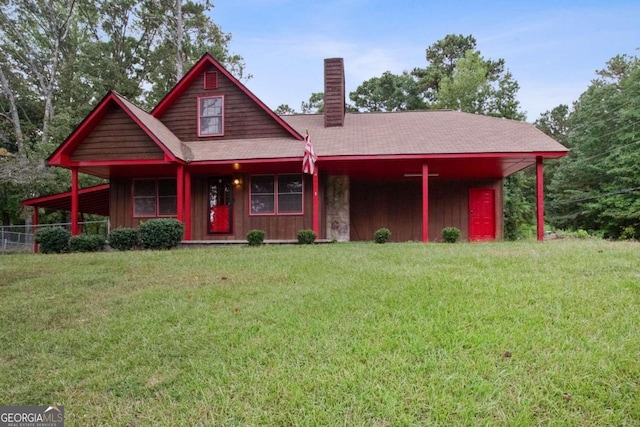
[67,159,173,167]
[197,95,225,137]
[109,94,177,162]
[320,152,568,162]
[71,168,79,236]
[33,208,39,253]
[49,92,180,167]
[177,165,184,223]
[22,184,110,206]
[192,157,301,166]
[184,168,192,240]
[312,169,319,235]
[48,92,114,165]
[151,53,303,141]
[536,156,544,241]
[422,163,429,242]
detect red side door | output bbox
[469,188,495,241]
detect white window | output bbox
[198,95,224,136]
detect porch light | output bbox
[233,177,242,186]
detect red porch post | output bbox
[184,167,192,240]
[536,156,545,241]
[422,163,429,242]
[176,164,184,225]
[71,167,79,235]
[33,207,39,253]
[312,168,319,236]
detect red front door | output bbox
[469,188,495,241]
[209,177,233,234]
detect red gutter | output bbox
[319,151,568,162]
[68,159,174,167]
[189,157,302,166]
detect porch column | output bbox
[536,156,545,241]
[71,167,79,236]
[33,208,39,253]
[176,164,184,225]
[422,163,429,242]
[313,168,320,236]
[184,167,192,240]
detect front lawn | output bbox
[1,240,638,425]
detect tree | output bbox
[436,50,525,120]
[300,92,324,114]
[535,104,570,147]
[349,71,425,112]
[274,104,296,115]
[0,0,246,225]
[547,54,640,238]
[413,34,504,103]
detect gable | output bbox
[156,64,293,141]
[71,105,164,162]
[152,54,302,142]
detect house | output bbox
[23,54,568,246]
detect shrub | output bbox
[247,229,265,246]
[442,227,461,243]
[35,227,71,254]
[69,234,105,252]
[108,227,139,251]
[620,225,636,240]
[138,219,184,250]
[297,229,316,244]
[374,228,391,244]
[575,229,589,239]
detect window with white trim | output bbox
[250,174,303,215]
[198,95,224,136]
[133,178,177,217]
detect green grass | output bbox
[1,240,639,426]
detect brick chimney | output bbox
[324,58,345,127]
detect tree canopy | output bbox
[546,54,640,239]
[0,0,245,224]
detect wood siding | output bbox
[109,178,179,229]
[350,178,503,242]
[72,106,164,161]
[324,58,345,128]
[189,173,322,241]
[158,65,294,141]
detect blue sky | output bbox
[213,0,639,122]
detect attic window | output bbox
[204,71,218,90]
[198,95,224,137]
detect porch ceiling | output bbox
[22,184,110,216]
[317,155,540,180]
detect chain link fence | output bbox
[0,221,109,253]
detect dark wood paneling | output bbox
[158,65,294,141]
[350,178,503,242]
[72,107,164,161]
[190,173,317,241]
